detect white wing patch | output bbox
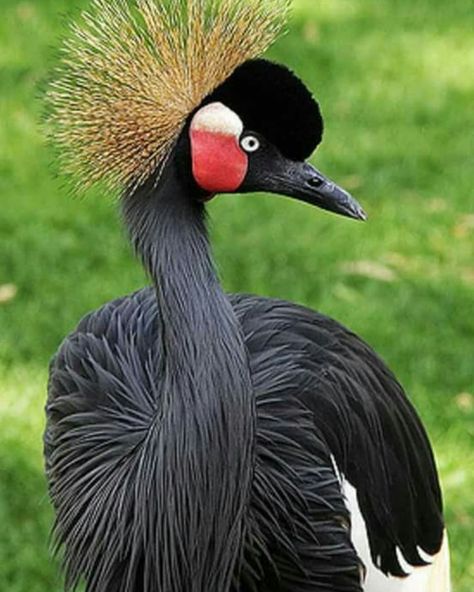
[341,474,451,592]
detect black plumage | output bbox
[207,59,324,161]
[47,288,363,592]
[46,285,444,591]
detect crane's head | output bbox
[47,0,365,221]
[187,59,365,220]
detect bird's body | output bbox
[47,284,449,591]
[44,1,450,590]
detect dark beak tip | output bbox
[340,196,367,222]
[304,163,368,222]
[356,207,368,222]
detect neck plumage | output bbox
[121,161,255,591]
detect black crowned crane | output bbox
[44,1,450,591]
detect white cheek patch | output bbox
[191,102,243,137]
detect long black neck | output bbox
[122,159,255,591]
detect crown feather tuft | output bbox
[46,0,290,193]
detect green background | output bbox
[0,0,473,590]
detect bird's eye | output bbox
[240,135,260,153]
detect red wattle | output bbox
[190,129,248,194]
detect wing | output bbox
[239,331,363,591]
[45,287,161,592]
[231,294,445,579]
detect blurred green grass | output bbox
[0,0,473,590]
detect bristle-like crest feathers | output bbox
[46,0,290,193]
